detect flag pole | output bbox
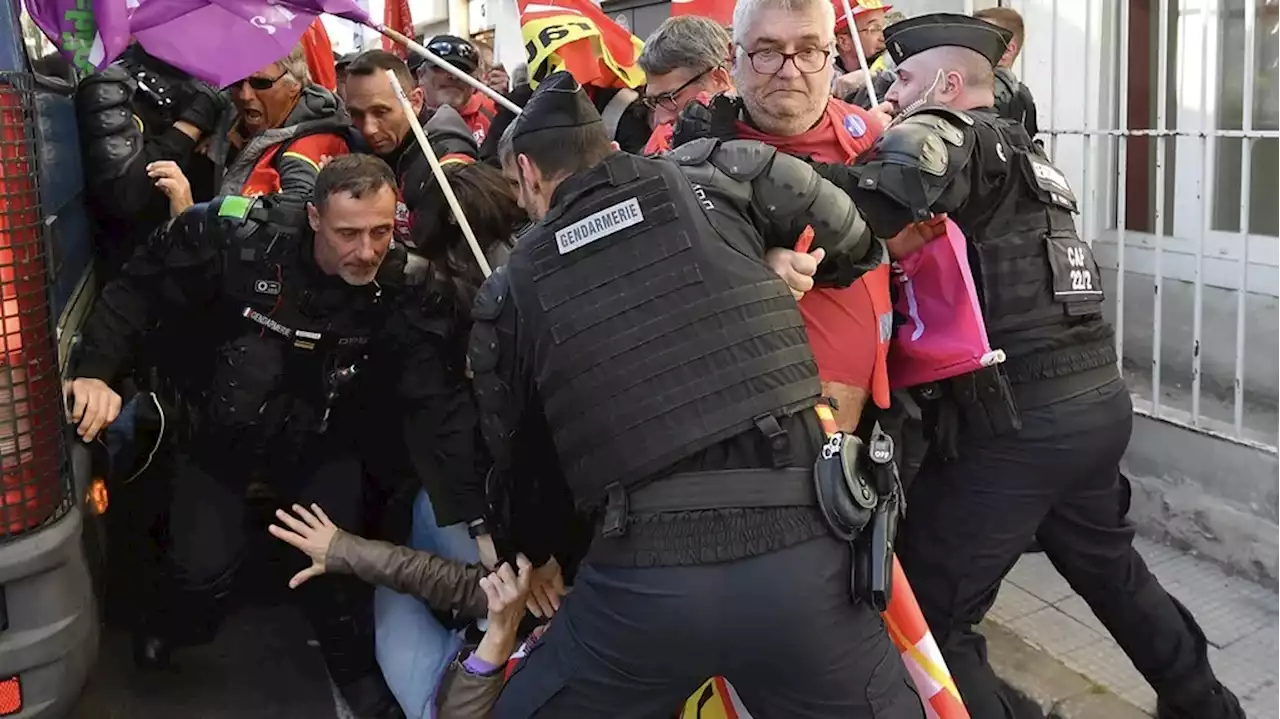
[836,0,878,107]
[376,26,524,115]
[384,69,494,278]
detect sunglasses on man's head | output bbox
[225,71,286,92]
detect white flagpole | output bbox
[836,0,878,107]
[384,69,494,277]
[376,26,524,115]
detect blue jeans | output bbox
[375,489,479,719]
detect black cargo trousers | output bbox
[137,440,386,702]
[896,375,1222,719]
[494,534,926,719]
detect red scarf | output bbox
[735,97,879,163]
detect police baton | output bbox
[385,70,494,278]
[836,0,880,107]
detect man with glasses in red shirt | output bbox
[638,15,736,154]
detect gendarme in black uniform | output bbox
[70,192,404,717]
[75,45,224,268]
[814,14,1244,719]
[472,72,921,719]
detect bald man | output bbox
[806,13,1246,719]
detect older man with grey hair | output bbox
[204,43,352,202]
[639,16,735,129]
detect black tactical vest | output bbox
[957,115,1115,382]
[512,153,821,505]
[181,197,389,466]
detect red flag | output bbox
[383,0,414,59]
[670,0,734,27]
[518,0,646,88]
[301,19,338,91]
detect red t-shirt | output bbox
[738,98,893,410]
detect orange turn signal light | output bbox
[86,477,109,516]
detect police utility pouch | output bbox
[946,364,1022,440]
[1017,151,1105,318]
[813,432,878,542]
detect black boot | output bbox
[1157,682,1246,719]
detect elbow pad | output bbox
[752,150,872,266]
[76,66,144,178]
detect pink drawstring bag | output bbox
[889,219,1004,389]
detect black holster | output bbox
[851,431,902,611]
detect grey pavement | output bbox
[987,535,1280,718]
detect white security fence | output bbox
[991,0,1280,452]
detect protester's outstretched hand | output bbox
[269,503,341,589]
[526,556,567,619]
[147,160,194,216]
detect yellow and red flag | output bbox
[517,0,646,89]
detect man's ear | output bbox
[307,202,321,233]
[517,154,538,192]
[710,65,733,92]
[409,86,426,114]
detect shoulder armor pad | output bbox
[472,266,510,322]
[709,139,779,182]
[669,137,718,167]
[874,109,975,178]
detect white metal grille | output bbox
[1007,0,1279,452]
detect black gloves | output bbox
[671,94,742,148]
[176,81,227,136]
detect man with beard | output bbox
[416,35,498,144]
[799,14,1247,719]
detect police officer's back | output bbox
[471,72,922,719]
[63,155,408,717]
[808,15,1246,719]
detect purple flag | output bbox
[23,0,132,73]
[26,0,382,87]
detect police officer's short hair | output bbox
[639,16,731,77]
[313,155,398,211]
[497,117,611,181]
[974,7,1025,51]
[346,50,416,95]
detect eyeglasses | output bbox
[227,71,286,92]
[642,65,717,112]
[743,48,832,76]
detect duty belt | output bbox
[600,468,816,538]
